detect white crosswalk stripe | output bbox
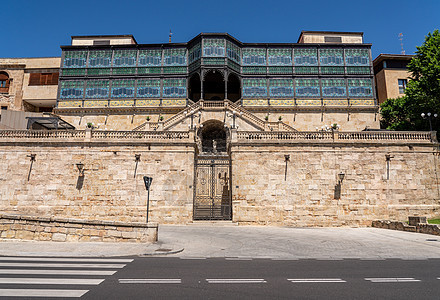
[119,279,182,284]
[206,278,266,283]
[0,262,125,268]
[0,256,129,298]
[365,277,421,283]
[0,289,88,298]
[288,278,346,283]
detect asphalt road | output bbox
[1,256,440,299]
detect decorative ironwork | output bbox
[194,158,231,220]
[203,39,225,57]
[88,50,112,68]
[137,79,160,98]
[138,49,162,66]
[295,79,320,97]
[163,78,186,98]
[242,48,266,65]
[319,49,344,66]
[294,48,318,66]
[63,51,87,68]
[243,78,267,97]
[321,79,347,97]
[60,80,84,99]
[111,80,135,98]
[269,79,294,97]
[348,79,373,97]
[226,41,240,63]
[268,48,292,65]
[163,48,187,66]
[345,49,370,66]
[113,50,137,67]
[85,80,110,99]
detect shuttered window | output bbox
[29,73,59,86]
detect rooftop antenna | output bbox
[169,29,172,43]
[398,33,405,55]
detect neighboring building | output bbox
[373,54,413,104]
[0,58,61,128]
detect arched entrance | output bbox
[227,73,241,102]
[194,120,232,220]
[203,70,225,100]
[188,73,201,101]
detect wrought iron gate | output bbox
[193,157,231,220]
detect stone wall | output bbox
[372,220,440,236]
[0,130,438,227]
[231,140,440,227]
[0,135,194,224]
[0,214,158,242]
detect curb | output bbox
[140,248,184,256]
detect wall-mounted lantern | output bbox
[338,172,345,184]
[134,154,141,178]
[284,154,290,181]
[27,154,36,181]
[76,162,85,177]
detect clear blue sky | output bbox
[1,0,438,59]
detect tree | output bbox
[380,29,440,132]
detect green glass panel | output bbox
[203,58,225,65]
[347,66,370,74]
[268,66,293,74]
[87,68,111,76]
[112,68,137,75]
[62,69,86,76]
[294,66,319,74]
[321,66,345,74]
[163,67,187,74]
[138,67,161,74]
[242,66,266,74]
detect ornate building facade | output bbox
[0,32,438,229]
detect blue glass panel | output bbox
[269,79,294,97]
[203,39,225,57]
[243,78,267,97]
[319,49,344,66]
[63,51,87,68]
[137,79,160,98]
[138,49,162,66]
[345,49,370,66]
[242,48,266,66]
[88,51,112,68]
[268,49,292,66]
[163,49,187,66]
[111,80,135,98]
[295,79,320,97]
[188,43,201,64]
[60,81,84,99]
[348,79,373,97]
[113,50,137,67]
[321,79,347,97]
[226,41,241,64]
[85,80,109,99]
[163,78,186,98]
[294,48,318,66]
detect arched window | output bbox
[0,72,10,93]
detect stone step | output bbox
[186,221,239,226]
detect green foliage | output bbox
[428,218,440,224]
[380,30,440,132]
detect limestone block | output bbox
[52,233,67,242]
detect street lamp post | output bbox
[143,176,153,223]
[421,112,438,131]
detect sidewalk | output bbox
[1,225,440,259]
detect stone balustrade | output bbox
[0,129,190,142]
[237,131,435,143]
